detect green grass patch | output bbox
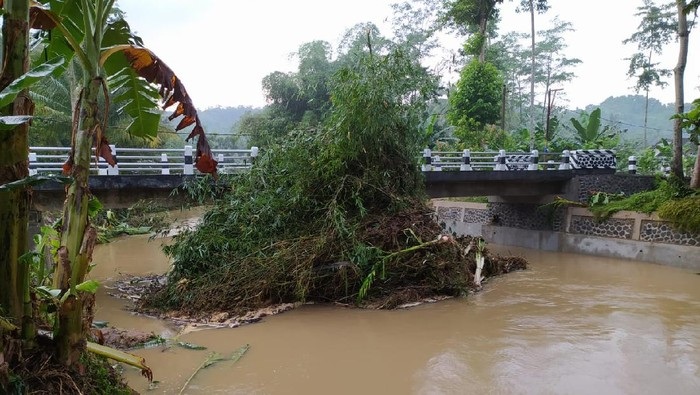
[589,177,700,233]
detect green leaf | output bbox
[0,57,65,109]
[92,320,109,328]
[570,118,584,134]
[202,352,225,368]
[101,18,144,48]
[88,196,103,219]
[36,286,62,299]
[587,108,602,139]
[105,65,162,139]
[76,279,100,293]
[176,341,207,350]
[0,174,72,191]
[229,344,250,363]
[41,0,86,70]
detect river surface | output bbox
[89,221,700,394]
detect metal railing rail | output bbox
[420,148,621,172]
[28,145,259,175]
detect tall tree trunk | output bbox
[672,0,689,179]
[643,49,653,148]
[692,147,700,188]
[0,0,32,339]
[528,0,536,150]
[53,77,101,366]
[644,89,650,147]
[478,15,488,62]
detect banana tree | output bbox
[569,107,618,149]
[0,0,67,350]
[0,0,33,349]
[32,0,217,366]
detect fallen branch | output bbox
[178,344,250,395]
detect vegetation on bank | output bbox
[4,345,133,395]
[588,177,700,233]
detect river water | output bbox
[89,223,700,394]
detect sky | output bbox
[117,0,700,110]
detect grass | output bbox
[588,177,700,233]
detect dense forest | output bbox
[189,94,685,149]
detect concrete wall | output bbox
[433,200,700,270]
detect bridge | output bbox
[29,144,258,210]
[420,148,622,198]
[27,145,629,209]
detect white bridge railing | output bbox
[421,149,622,172]
[28,144,259,176]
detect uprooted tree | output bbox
[144,39,527,317]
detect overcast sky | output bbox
[117,0,699,110]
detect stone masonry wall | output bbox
[575,174,656,203]
[488,202,561,231]
[569,215,634,239]
[640,220,700,246]
[433,202,699,248]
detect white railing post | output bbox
[558,150,571,170]
[528,150,539,170]
[250,146,259,165]
[460,149,472,171]
[184,145,194,175]
[161,153,170,175]
[217,153,224,170]
[433,154,442,171]
[421,148,432,171]
[28,152,37,176]
[628,156,637,174]
[107,144,119,175]
[494,149,507,171]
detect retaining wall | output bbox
[433,200,700,270]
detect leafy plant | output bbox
[657,195,700,233]
[588,177,694,222]
[569,108,620,148]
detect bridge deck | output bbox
[423,169,614,198]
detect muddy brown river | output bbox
[89,219,700,394]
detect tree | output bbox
[623,0,676,147]
[533,18,581,146]
[390,0,442,61]
[33,0,215,366]
[0,0,33,343]
[674,98,700,186]
[488,31,529,129]
[671,0,692,179]
[678,1,700,187]
[442,0,503,61]
[447,59,503,147]
[516,0,549,150]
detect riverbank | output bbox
[433,200,700,269]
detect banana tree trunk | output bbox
[53,77,102,366]
[0,0,32,342]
